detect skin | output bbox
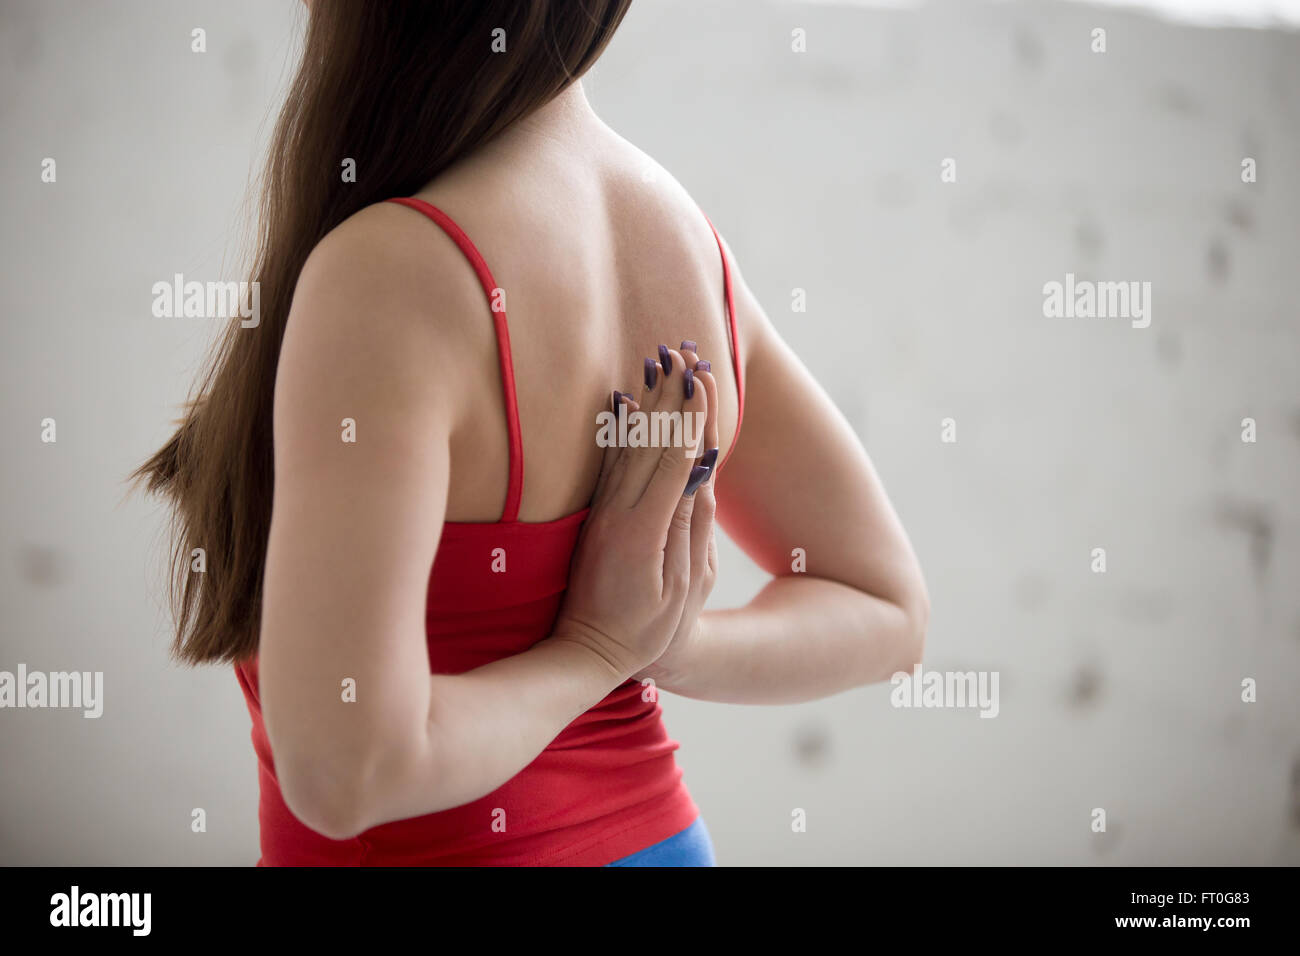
[257,80,928,840]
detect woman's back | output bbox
[340,90,742,525]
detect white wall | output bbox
[1,0,1297,864]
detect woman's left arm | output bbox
[643,241,929,705]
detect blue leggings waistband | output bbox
[606,816,716,867]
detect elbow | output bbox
[903,590,929,670]
[277,759,372,842]
[885,583,929,678]
[271,724,442,841]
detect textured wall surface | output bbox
[2,0,1297,865]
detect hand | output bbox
[634,340,720,688]
[551,343,718,679]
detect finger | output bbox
[617,346,689,507]
[678,341,714,460]
[634,346,675,415]
[592,390,632,506]
[688,476,716,586]
[637,365,711,520]
[662,487,695,598]
[691,363,720,461]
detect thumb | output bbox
[663,462,710,593]
[662,481,699,595]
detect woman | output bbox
[135,1,928,866]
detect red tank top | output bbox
[235,196,744,865]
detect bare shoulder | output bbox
[292,199,493,358]
[607,134,727,267]
[296,201,486,340]
[274,200,494,440]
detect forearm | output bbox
[346,635,629,833]
[651,575,924,704]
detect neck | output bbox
[508,79,599,145]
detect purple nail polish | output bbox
[612,389,622,409]
[683,368,695,399]
[681,340,697,353]
[699,447,718,473]
[694,359,711,373]
[644,357,658,389]
[684,464,710,496]
[658,345,671,375]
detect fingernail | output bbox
[683,368,695,399]
[684,464,711,496]
[644,357,658,389]
[680,340,697,353]
[612,389,622,409]
[694,359,711,373]
[699,447,718,473]
[659,345,672,375]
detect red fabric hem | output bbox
[531,786,700,867]
[251,786,699,867]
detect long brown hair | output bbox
[133,1,633,665]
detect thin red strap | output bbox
[703,215,744,470]
[386,197,524,522]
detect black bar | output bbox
[2,866,1287,941]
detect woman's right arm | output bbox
[257,209,711,840]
